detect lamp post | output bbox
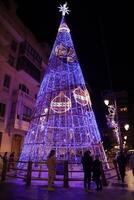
[124,124,130,131]
[104,99,123,150]
[123,124,129,149]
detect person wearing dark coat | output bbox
[0,152,8,162]
[8,152,15,171]
[81,150,93,192]
[116,150,126,183]
[92,155,103,191]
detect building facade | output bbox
[0,1,50,157]
[127,93,134,150]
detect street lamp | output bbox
[124,124,130,131]
[104,99,123,150]
[124,135,127,140]
[104,99,109,106]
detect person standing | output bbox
[93,155,103,191]
[113,154,121,180]
[81,150,93,192]
[46,149,56,191]
[0,152,8,162]
[129,152,134,176]
[116,150,126,183]
[8,152,15,171]
[0,152,8,181]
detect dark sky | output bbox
[15,0,129,132]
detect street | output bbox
[0,170,134,200]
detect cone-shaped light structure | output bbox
[18,3,107,164]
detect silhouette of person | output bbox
[0,152,8,162]
[116,150,126,183]
[81,150,93,192]
[8,152,15,171]
[93,155,103,191]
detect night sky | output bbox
[15,0,129,133]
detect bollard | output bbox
[63,160,69,188]
[26,160,32,186]
[101,163,108,186]
[1,159,8,182]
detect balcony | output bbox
[13,89,36,104]
[0,45,10,61]
[8,90,35,131]
[0,26,11,46]
[18,41,42,68]
[17,56,41,83]
[14,118,29,131]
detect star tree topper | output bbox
[58,2,70,16]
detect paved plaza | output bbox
[0,170,134,200]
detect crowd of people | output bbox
[1,149,134,192]
[45,149,134,192]
[46,149,103,191]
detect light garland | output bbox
[106,103,120,146]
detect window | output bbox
[17,56,41,82]
[0,132,2,148]
[22,105,32,122]
[19,41,42,66]
[17,105,32,122]
[0,103,6,118]
[11,40,17,52]
[3,74,11,88]
[19,84,29,94]
[7,54,15,66]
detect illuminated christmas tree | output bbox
[18,3,107,163]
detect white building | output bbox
[0,1,50,157]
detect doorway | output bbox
[11,134,23,158]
